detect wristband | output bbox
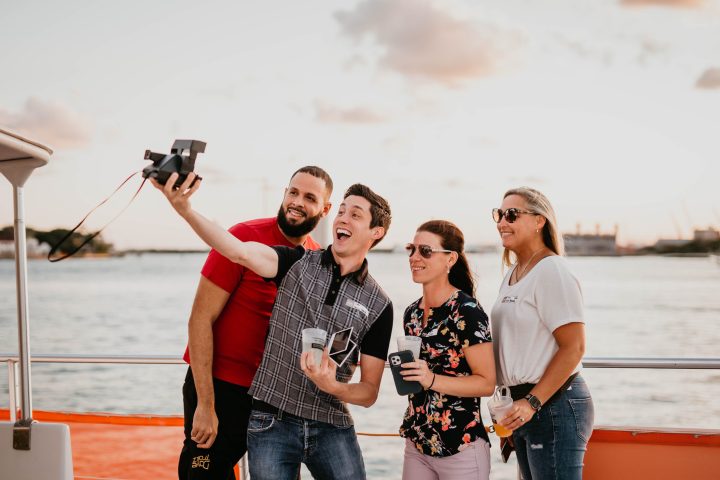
[427,373,436,390]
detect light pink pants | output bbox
[402,438,491,480]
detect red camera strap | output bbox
[47,171,148,262]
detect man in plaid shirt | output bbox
[155,174,393,480]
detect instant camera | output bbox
[142,139,206,189]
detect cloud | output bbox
[620,0,704,7]
[314,101,387,124]
[0,98,91,149]
[335,0,520,85]
[696,68,720,89]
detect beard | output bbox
[277,205,322,238]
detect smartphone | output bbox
[388,350,423,395]
[500,436,515,463]
[329,327,357,367]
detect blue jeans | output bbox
[512,375,594,480]
[246,409,366,480]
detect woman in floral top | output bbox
[399,220,496,480]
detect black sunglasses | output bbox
[405,243,453,259]
[492,208,538,224]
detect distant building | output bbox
[563,224,617,256]
[693,228,720,243]
[564,233,617,256]
[0,238,50,259]
[0,240,12,257]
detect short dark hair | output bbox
[343,183,391,248]
[291,166,333,198]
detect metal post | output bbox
[7,359,18,422]
[1,132,52,455]
[13,184,33,422]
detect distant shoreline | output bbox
[2,251,716,260]
[0,249,211,260]
[122,249,210,255]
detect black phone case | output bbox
[500,437,515,463]
[388,350,423,396]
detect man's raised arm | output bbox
[152,172,278,278]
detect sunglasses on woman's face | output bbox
[492,208,538,224]
[406,243,453,259]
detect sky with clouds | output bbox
[1,0,719,250]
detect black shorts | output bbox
[178,367,253,480]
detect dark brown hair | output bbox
[417,220,475,297]
[343,183,391,248]
[291,166,333,198]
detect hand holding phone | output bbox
[388,350,423,395]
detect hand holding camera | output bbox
[145,138,206,216]
[150,171,202,218]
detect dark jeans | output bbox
[512,375,594,480]
[178,367,253,480]
[247,409,366,480]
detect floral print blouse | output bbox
[399,290,492,457]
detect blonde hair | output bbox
[501,187,565,267]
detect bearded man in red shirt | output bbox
[178,166,333,480]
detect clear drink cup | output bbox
[487,386,514,438]
[396,335,422,361]
[302,328,327,366]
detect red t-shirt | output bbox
[182,217,321,386]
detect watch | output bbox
[525,393,542,411]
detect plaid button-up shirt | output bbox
[249,248,391,426]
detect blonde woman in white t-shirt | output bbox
[490,187,594,480]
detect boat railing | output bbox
[3,354,720,423]
[2,354,719,480]
[3,353,719,367]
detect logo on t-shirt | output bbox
[501,295,518,304]
[345,299,369,316]
[192,454,210,470]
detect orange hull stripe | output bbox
[1,408,183,426]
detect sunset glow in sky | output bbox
[2,0,719,249]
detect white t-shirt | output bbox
[491,255,584,387]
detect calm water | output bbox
[1,253,720,479]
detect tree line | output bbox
[0,226,113,255]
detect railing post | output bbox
[13,184,33,423]
[7,359,18,422]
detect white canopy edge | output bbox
[0,128,53,160]
[0,128,52,187]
